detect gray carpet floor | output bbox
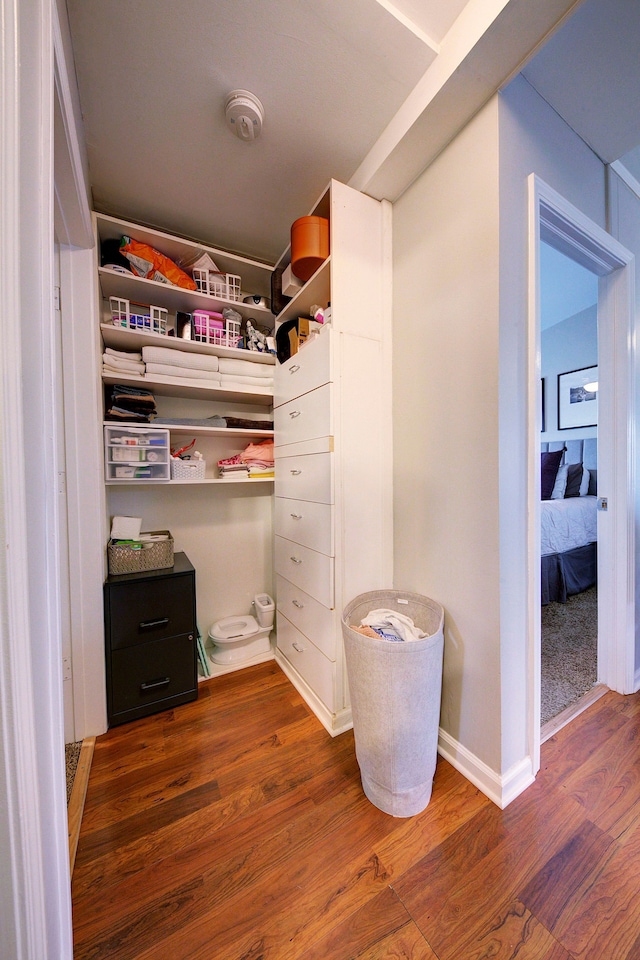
[541,586,598,725]
[65,740,82,804]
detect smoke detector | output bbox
[224,90,264,141]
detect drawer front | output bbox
[275,452,333,504]
[274,384,332,448]
[276,574,336,661]
[107,573,195,650]
[275,536,334,608]
[109,633,197,717]
[276,613,336,711]
[274,329,332,407]
[274,497,334,555]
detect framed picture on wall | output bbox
[557,365,598,430]
[541,378,546,432]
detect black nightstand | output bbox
[103,552,197,726]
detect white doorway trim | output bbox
[527,174,636,776]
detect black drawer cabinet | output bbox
[104,552,197,726]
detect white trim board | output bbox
[527,174,636,781]
[438,729,535,809]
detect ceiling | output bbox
[65,0,640,267]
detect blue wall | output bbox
[541,304,598,441]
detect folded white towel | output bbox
[105,346,142,362]
[144,362,222,382]
[218,357,274,378]
[142,345,219,372]
[102,357,146,375]
[218,374,274,389]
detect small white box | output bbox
[282,263,303,297]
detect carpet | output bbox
[65,741,82,804]
[541,586,597,725]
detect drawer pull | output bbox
[139,617,169,630]
[292,599,304,609]
[289,364,300,374]
[290,556,302,564]
[290,513,303,519]
[289,410,301,419]
[292,642,305,653]
[290,469,302,476]
[140,677,170,692]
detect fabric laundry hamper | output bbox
[341,590,444,817]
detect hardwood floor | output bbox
[72,662,640,959]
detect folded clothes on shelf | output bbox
[144,361,222,383]
[218,374,274,389]
[142,345,219,373]
[104,384,157,423]
[217,438,274,479]
[151,415,273,430]
[102,346,145,376]
[218,357,274,379]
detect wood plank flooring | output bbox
[72,663,640,959]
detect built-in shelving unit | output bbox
[96,213,275,329]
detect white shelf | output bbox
[95,212,274,302]
[106,476,274,486]
[103,420,272,439]
[101,323,275,364]
[99,268,275,329]
[102,371,273,406]
[275,257,331,326]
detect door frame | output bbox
[527,174,636,775]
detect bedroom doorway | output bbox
[528,175,635,774]
[539,242,599,732]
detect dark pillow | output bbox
[564,463,584,498]
[541,449,564,499]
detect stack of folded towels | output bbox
[218,357,273,391]
[102,346,145,377]
[139,346,274,391]
[142,345,221,385]
[218,439,274,479]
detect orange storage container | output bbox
[290,216,329,282]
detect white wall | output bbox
[541,305,598,442]
[606,168,640,675]
[498,74,606,773]
[393,73,610,795]
[393,97,502,772]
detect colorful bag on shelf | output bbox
[119,237,196,290]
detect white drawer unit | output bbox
[104,425,170,482]
[273,180,392,737]
[276,613,336,712]
[275,452,333,504]
[276,575,336,661]
[274,497,333,556]
[274,536,334,609]
[274,328,332,408]
[274,383,332,448]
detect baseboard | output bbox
[68,736,95,876]
[634,667,640,693]
[274,649,352,737]
[437,728,535,809]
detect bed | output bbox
[541,439,597,605]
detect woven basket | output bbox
[107,531,174,575]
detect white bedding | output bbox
[541,496,597,556]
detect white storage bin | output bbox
[171,458,206,481]
[109,297,168,335]
[104,425,170,482]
